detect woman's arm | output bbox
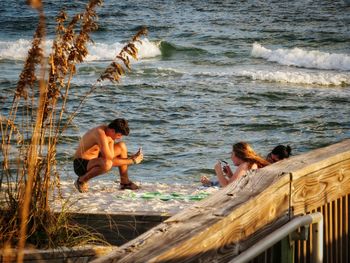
[223,165,233,178]
[214,161,229,187]
[227,163,250,184]
[216,162,251,187]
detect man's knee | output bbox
[102,159,113,172]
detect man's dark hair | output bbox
[108,118,130,135]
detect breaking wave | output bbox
[239,69,350,86]
[251,43,350,71]
[0,38,161,61]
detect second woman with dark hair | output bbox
[266,145,292,163]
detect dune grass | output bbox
[0,0,147,258]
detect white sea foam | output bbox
[0,38,161,61]
[0,39,33,60]
[134,38,162,59]
[251,43,350,71]
[239,70,350,86]
[86,38,161,61]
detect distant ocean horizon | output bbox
[1,0,349,185]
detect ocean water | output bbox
[1,0,349,185]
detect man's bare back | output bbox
[73,119,143,193]
[74,125,111,160]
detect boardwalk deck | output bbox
[92,139,350,263]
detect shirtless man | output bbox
[73,118,143,193]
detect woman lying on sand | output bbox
[266,144,292,163]
[201,142,269,187]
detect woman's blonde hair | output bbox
[233,142,270,168]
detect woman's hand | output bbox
[214,161,223,176]
[223,165,233,178]
[215,161,229,187]
[200,175,211,187]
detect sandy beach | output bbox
[50,180,219,216]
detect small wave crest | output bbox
[251,43,350,71]
[0,38,161,61]
[160,41,207,57]
[0,39,32,61]
[86,38,161,61]
[239,70,350,86]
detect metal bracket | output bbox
[291,225,309,241]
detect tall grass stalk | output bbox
[0,0,147,258]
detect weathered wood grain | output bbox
[92,139,350,263]
[0,246,115,262]
[291,160,350,215]
[92,168,291,263]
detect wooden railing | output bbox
[292,190,349,263]
[290,141,350,263]
[248,139,350,263]
[93,139,350,263]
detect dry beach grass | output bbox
[0,0,148,257]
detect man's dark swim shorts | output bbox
[73,158,89,177]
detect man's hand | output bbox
[107,136,114,144]
[132,147,144,164]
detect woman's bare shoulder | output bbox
[237,162,258,171]
[250,163,258,170]
[238,162,250,170]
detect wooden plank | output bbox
[346,195,349,263]
[0,246,115,262]
[340,198,343,263]
[151,184,290,263]
[291,140,350,180]
[92,139,350,263]
[335,200,339,263]
[291,159,350,215]
[325,203,330,263]
[92,168,291,263]
[288,142,349,261]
